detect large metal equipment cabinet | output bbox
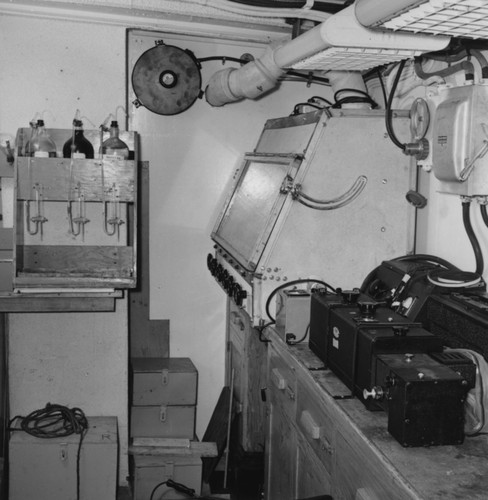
[210,109,417,327]
[13,127,138,290]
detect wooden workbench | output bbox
[264,328,488,500]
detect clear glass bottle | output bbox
[63,119,94,159]
[25,119,57,158]
[101,121,129,160]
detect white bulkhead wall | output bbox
[0,12,131,481]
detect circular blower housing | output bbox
[132,44,202,116]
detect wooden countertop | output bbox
[268,329,488,500]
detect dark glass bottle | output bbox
[25,119,57,158]
[63,119,94,159]
[101,121,129,160]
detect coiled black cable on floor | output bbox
[9,403,88,500]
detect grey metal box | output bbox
[275,289,311,342]
[9,416,117,500]
[132,357,198,406]
[131,405,196,438]
[133,454,202,500]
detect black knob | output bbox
[393,326,409,336]
[234,285,247,306]
[225,276,234,294]
[342,288,360,304]
[358,301,378,318]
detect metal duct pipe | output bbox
[354,0,420,28]
[326,71,370,108]
[204,2,449,107]
[205,45,286,107]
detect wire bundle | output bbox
[11,403,88,439]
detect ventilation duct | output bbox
[205,3,450,106]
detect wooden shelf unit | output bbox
[13,127,138,291]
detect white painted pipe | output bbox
[205,2,450,107]
[205,45,285,107]
[354,0,421,28]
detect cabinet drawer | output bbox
[296,432,332,500]
[268,344,297,418]
[334,427,415,500]
[296,378,334,473]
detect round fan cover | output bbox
[132,44,202,116]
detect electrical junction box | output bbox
[9,416,117,500]
[131,357,198,406]
[275,289,310,342]
[430,82,488,196]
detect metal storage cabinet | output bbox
[9,416,118,500]
[13,127,138,290]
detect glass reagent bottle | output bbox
[26,120,57,158]
[63,119,94,159]
[101,121,129,160]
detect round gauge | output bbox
[410,98,430,141]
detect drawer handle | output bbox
[286,386,296,401]
[160,405,167,423]
[230,311,245,330]
[270,368,286,390]
[299,410,334,454]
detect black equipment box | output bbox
[418,292,488,360]
[326,303,444,408]
[361,257,486,321]
[375,353,468,447]
[309,288,370,366]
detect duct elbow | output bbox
[205,48,285,107]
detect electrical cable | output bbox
[462,200,484,276]
[332,88,378,109]
[286,323,310,345]
[481,204,488,228]
[360,253,461,300]
[308,95,333,107]
[377,68,387,108]
[185,0,333,21]
[385,59,407,152]
[9,403,88,500]
[292,102,325,115]
[265,278,336,323]
[414,57,474,82]
[227,0,346,13]
[150,477,244,499]
[392,253,460,270]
